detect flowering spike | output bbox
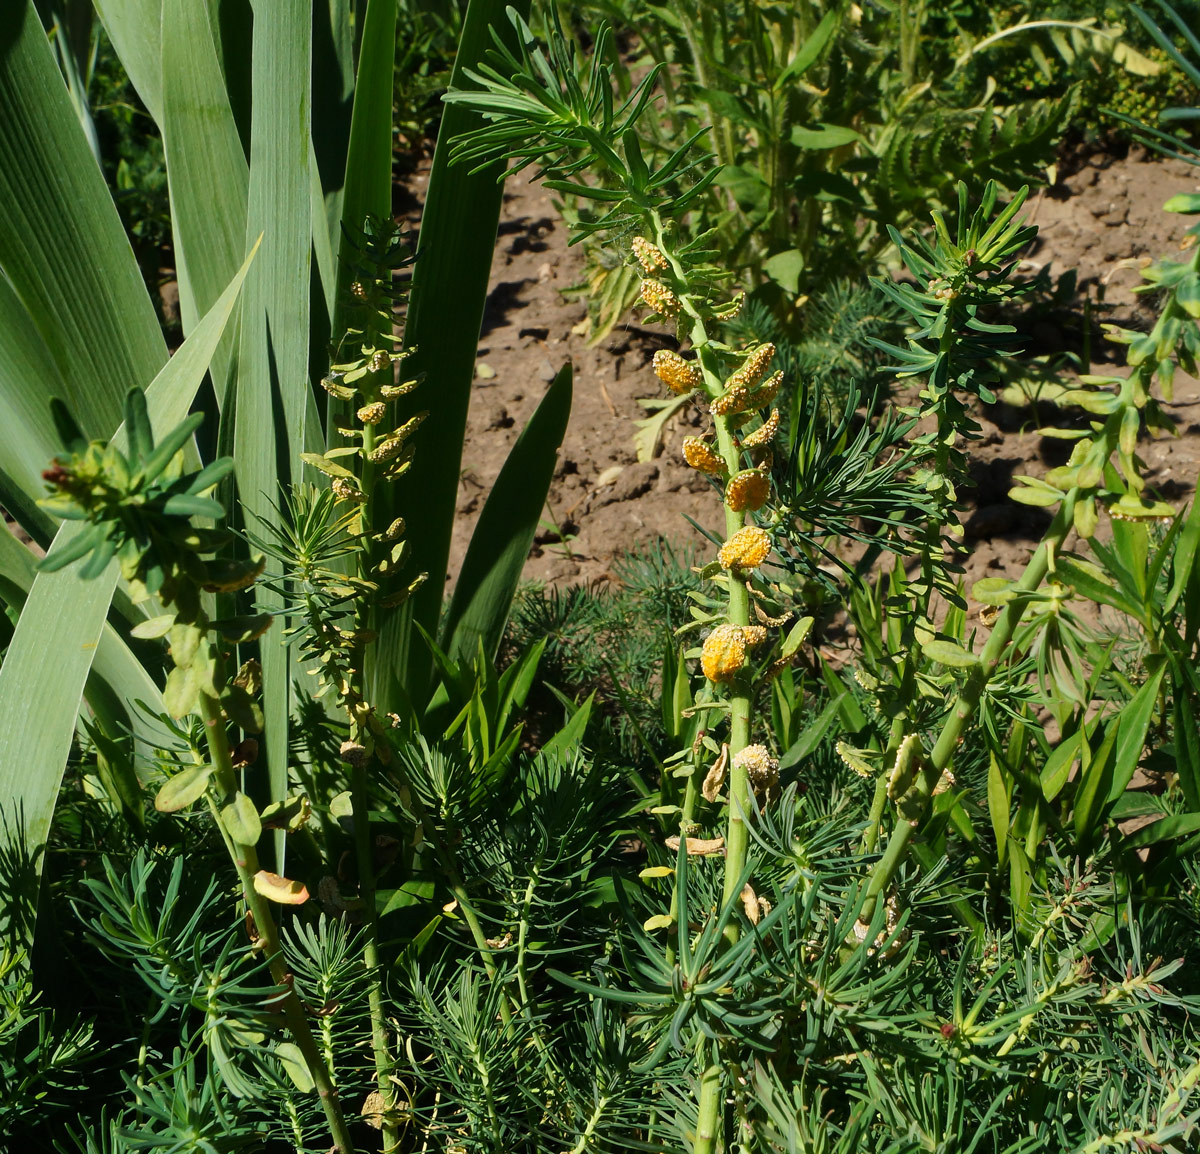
[633,237,669,274]
[640,279,681,318]
[718,526,771,571]
[725,469,770,512]
[653,350,703,394]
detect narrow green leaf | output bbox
[542,691,596,758]
[987,752,1010,865]
[442,363,572,663]
[1040,728,1083,802]
[1121,813,1200,849]
[779,692,846,770]
[1107,666,1166,804]
[774,8,839,88]
[1073,720,1119,845]
[92,0,163,123]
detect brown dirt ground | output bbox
[444,147,1200,609]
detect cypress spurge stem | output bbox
[640,216,784,1151]
[862,498,1075,920]
[199,693,358,1154]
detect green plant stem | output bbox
[355,414,402,1153]
[383,753,512,1021]
[861,497,1074,920]
[666,758,702,969]
[693,1057,723,1154]
[651,207,754,1154]
[712,408,754,930]
[515,865,540,1013]
[198,692,357,1154]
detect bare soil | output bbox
[444,147,1200,602]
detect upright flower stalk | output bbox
[293,218,429,1152]
[631,217,793,1152]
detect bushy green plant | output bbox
[8,4,1200,1153]
[560,0,1080,345]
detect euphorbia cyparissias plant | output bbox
[37,389,359,1154]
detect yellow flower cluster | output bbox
[701,624,747,682]
[743,409,780,449]
[726,344,775,392]
[633,237,669,274]
[357,402,386,425]
[725,469,770,512]
[700,623,768,682]
[718,526,771,571]
[683,437,725,476]
[640,279,681,318]
[653,350,703,394]
[733,744,779,793]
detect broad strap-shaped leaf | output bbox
[332,0,397,326]
[326,0,398,442]
[0,245,258,949]
[442,363,572,664]
[160,0,249,382]
[234,0,314,867]
[373,0,532,712]
[92,0,164,123]
[0,272,67,545]
[0,526,172,762]
[0,2,166,443]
